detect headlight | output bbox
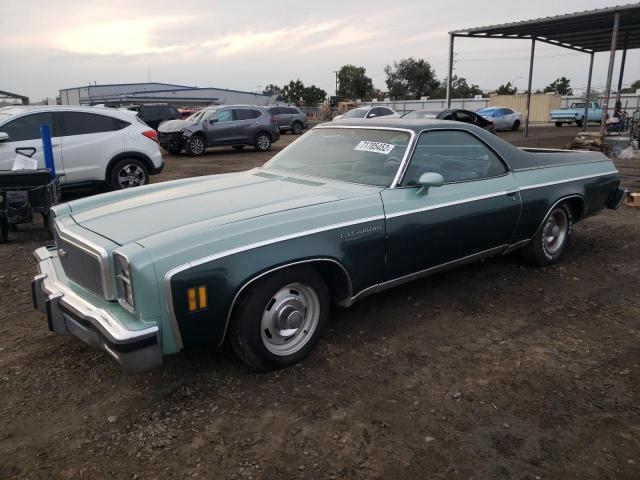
[114,252,135,312]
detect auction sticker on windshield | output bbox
[354,141,395,155]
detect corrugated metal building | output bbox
[59,82,272,107]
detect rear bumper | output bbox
[607,186,629,209]
[32,246,162,373]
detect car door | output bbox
[381,129,521,279]
[454,110,477,125]
[59,111,128,184]
[233,108,261,143]
[205,109,237,145]
[502,109,515,128]
[0,111,65,181]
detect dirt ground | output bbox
[1,125,639,479]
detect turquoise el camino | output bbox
[31,119,628,372]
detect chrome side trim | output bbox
[385,190,510,219]
[219,258,354,346]
[163,215,385,350]
[518,170,618,191]
[339,244,508,307]
[54,219,114,300]
[502,238,531,254]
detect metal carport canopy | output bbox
[446,3,640,135]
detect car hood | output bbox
[157,119,189,133]
[68,169,380,246]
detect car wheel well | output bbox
[255,130,272,141]
[563,196,586,221]
[106,153,154,182]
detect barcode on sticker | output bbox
[354,141,395,155]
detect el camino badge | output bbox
[340,225,383,241]
[354,141,395,155]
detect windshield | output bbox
[186,109,213,123]
[403,110,440,119]
[342,108,367,119]
[263,127,411,187]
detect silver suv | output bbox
[264,106,309,134]
[157,105,281,156]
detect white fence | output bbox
[359,93,640,115]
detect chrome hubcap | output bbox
[257,135,270,150]
[191,138,205,154]
[260,282,319,356]
[542,209,568,254]
[117,164,145,188]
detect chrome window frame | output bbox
[54,218,114,300]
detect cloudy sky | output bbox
[1,0,638,100]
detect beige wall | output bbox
[488,94,561,123]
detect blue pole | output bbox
[40,124,56,179]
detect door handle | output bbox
[228,124,236,127]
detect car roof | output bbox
[0,105,137,120]
[324,118,486,132]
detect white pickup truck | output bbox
[549,101,603,127]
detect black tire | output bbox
[230,266,330,371]
[555,122,563,127]
[109,158,149,190]
[0,217,8,244]
[291,121,303,135]
[575,118,584,128]
[521,203,573,267]
[232,145,245,151]
[167,145,182,155]
[42,213,53,239]
[511,120,521,131]
[254,132,272,152]
[186,135,207,156]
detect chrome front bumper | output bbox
[607,187,630,210]
[32,246,162,373]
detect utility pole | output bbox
[333,70,339,97]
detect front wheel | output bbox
[167,145,182,155]
[186,136,206,156]
[521,203,573,266]
[109,159,149,190]
[512,120,521,131]
[230,266,330,370]
[254,132,272,152]
[555,122,563,127]
[576,118,584,128]
[291,121,303,135]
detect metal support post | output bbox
[583,52,594,132]
[524,38,536,137]
[600,12,620,134]
[446,34,454,108]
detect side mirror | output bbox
[367,113,377,118]
[209,118,219,124]
[417,172,444,195]
[0,132,9,142]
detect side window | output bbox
[234,109,259,120]
[367,108,380,118]
[269,107,281,115]
[287,107,300,114]
[378,108,393,117]
[1,112,60,141]
[250,109,263,119]
[502,108,513,115]
[214,110,234,122]
[63,112,126,135]
[455,111,476,123]
[401,130,507,185]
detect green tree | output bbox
[435,75,483,98]
[495,82,518,95]
[281,80,306,106]
[621,79,640,93]
[262,84,282,96]
[300,85,327,106]
[544,77,573,95]
[384,57,440,100]
[337,65,375,101]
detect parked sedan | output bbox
[32,119,627,372]
[333,106,400,121]
[264,106,309,134]
[477,107,522,131]
[403,109,495,133]
[158,105,280,155]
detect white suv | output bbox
[0,106,164,190]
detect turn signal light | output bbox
[187,286,208,312]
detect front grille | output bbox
[158,131,182,141]
[54,228,105,298]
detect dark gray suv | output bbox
[264,106,309,135]
[158,105,280,156]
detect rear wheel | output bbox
[521,203,573,266]
[254,132,272,152]
[109,159,149,190]
[511,120,521,131]
[186,135,206,156]
[291,121,303,135]
[0,217,8,244]
[230,266,330,370]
